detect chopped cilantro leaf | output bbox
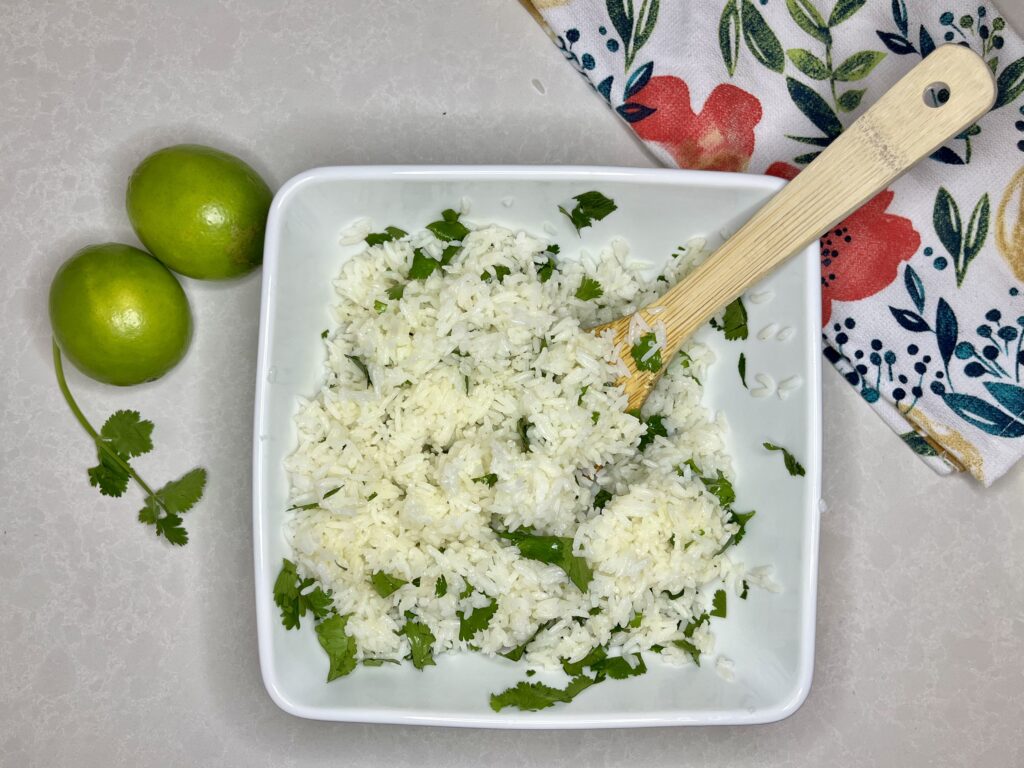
[591,653,647,680]
[434,575,448,597]
[672,638,701,666]
[490,675,597,712]
[679,461,735,507]
[316,614,358,681]
[593,489,612,509]
[561,646,607,676]
[740,580,750,599]
[273,558,334,630]
[711,589,727,618]
[578,385,589,405]
[712,297,748,340]
[371,571,407,598]
[501,619,555,662]
[426,210,470,242]
[459,581,474,600]
[546,243,560,254]
[362,658,400,667]
[374,300,387,313]
[638,413,668,450]
[738,352,747,388]
[591,411,600,424]
[345,355,372,387]
[498,528,593,592]
[537,257,555,283]
[722,509,755,550]
[440,244,460,265]
[399,617,436,669]
[458,596,498,641]
[517,417,532,453]
[481,265,511,282]
[763,442,806,476]
[630,332,663,372]
[575,276,604,301]
[558,191,617,234]
[386,284,405,300]
[323,487,340,499]
[473,473,498,487]
[365,226,407,246]
[321,329,329,339]
[408,248,441,280]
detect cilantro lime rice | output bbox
[279,207,761,711]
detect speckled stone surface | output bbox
[1,1,1022,766]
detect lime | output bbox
[49,243,193,386]
[126,144,272,280]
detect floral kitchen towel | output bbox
[525,0,1024,484]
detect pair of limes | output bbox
[49,144,272,385]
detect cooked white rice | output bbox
[284,219,745,670]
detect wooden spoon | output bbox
[593,44,996,411]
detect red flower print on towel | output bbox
[632,77,763,172]
[766,162,921,326]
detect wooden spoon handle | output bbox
[649,44,996,348]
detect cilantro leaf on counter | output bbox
[316,614,358,681]
[371,571,408,598]
[558,191,617,234]
[458,596,499,641]
[763,442,806,476]
[738,352,747,388]
[575,276,604,301]
[490,675,598,712]
[630,332,663,372]
[53,342,208,546]
[497,528,593,592]
[365,226,407,246]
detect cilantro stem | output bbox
[52,340,158,499]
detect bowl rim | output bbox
[253,164,822,728]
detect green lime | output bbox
[49,243,193,386]
[126,144,272,280]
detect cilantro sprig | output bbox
[558,191,617,234]
[53,341,207,546]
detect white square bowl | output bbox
[253,166,822,728]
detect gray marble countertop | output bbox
[2,2,1022,766]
